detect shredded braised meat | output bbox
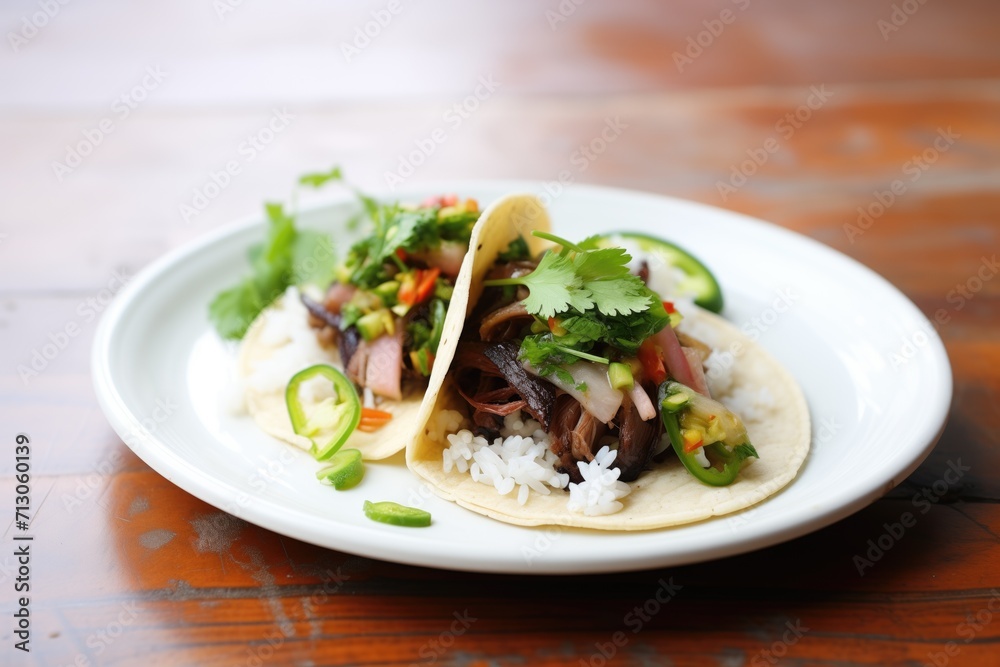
[549,394,607,483]
[613,384,663,481]
[453,341,555,439]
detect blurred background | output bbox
[3,0,998,295]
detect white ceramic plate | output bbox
[92,182,951,574]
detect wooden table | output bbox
[3,1,999,664]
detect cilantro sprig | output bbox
[484,232,654,319]
[209,201,338,340]
[210,166,480,341]
[484,231,671,376]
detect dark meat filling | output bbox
[453,342,555,439]
[613,386,662,482]
[454,264,663,484]
[549,394,607,484]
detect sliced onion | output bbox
[630,383,657,421]
[524,360,623,424]
[682,347,711,398]
[653,325,706,396]
[413,240,466,278]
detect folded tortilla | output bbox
[237,194,535,460]
[406,195,811,529]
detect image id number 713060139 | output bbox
[13,433,32,653]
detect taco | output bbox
[407,195,810,529]
[238,193,486,461]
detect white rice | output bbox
[442,412,570,504]
[720,385,774,424]
[245,287,331,395]
[436,410,633,515]
[703,351,735,396]
[566,446,632,516]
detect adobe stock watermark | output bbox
[886,254,996,369]
[340,0,408,62]
[51,66,167,182]
[579,578,683,667]
[703,286,799,383]
[853,459,970,576]
[877,0,929,41]
[61,396,178,513]
[221,442,300,519]
[716,85,834,201]
[521,526,565,565]
[750,619,810,666]
[844,127,959,243]
[383,75,501,191]
[923,589,1000,667]
[545,0,587,30]
[71,601,143,666]
[672,0,751,73]
[7,0,73,52]
[412,610,477,665]
[214,0,247,21]
[17,269,132,384]
[726,415,841,532]
[473,115,625,237]
[238,567,351,667]
[178,108,295,223]
[528,115,629,209]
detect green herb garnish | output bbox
[484,232,654,319]
[209,202,337,340]
[483,231,671,378]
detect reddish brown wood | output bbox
[3,1,1000,665]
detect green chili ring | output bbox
[286,364,362,461]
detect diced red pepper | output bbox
[395,248,408,261]
[398,275,416,305]
[683,433,704,453]
[420,194,459,208]
[398,267,441,307]
[638,339,667,385]
[414,267,440,304]
[662,301,676,314]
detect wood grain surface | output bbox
[1,1,999,665]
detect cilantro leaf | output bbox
[483,238,656,320]
[572,246,632,282]
[209,201,337,340]
[290,230,338,286]
[345,206,440,288]
[586,274,653,316]
[557,315,607,345]
[437,210,480,244]
[513,252,592,319]
[298,166,343,188]
[497,235,530,262]
[519,334,572,376]
[484,230,673,374]
[209,280,268,340]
